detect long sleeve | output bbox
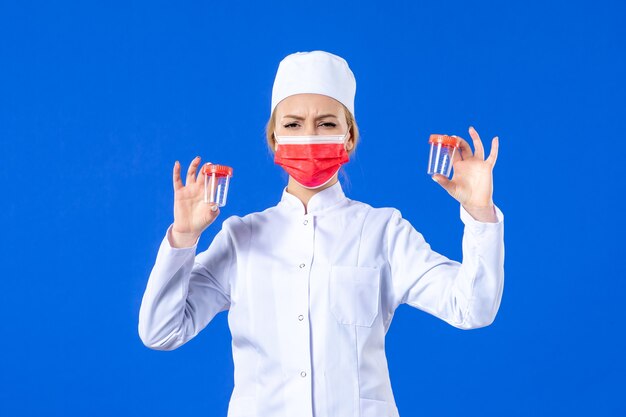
[138,222,234,350]
[387,204,505,329]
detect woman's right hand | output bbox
[170,156,220,248]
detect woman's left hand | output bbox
[432,126,499,222]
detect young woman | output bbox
[138,50,505,417]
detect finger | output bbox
[486,136,499,167]
[432,174,457,198]
[173,161,183,191]
[186,156,201,185]
[451,144,463,165]
[432,174,467,203]
[468,126,485,160]
[454,136,474,160]
[197,161,212,182]
[204,203,221,226]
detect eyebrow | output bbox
[281,114,339,121]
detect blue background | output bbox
[1,1,624,416]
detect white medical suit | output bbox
[138,181,505,417]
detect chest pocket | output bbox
[328,265,380,327]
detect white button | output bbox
[300,371,307,377]
[299,263,306,268]
[303,219,309,225]
[298,315,304,321]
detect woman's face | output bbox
[273,93,354,152]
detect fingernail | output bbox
[431,176,439,182]
[211,205,218,212]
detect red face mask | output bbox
[274,132,350,189]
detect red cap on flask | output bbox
[428,134,461,148]
[202,163,233,177]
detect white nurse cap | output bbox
[271,50,357,117]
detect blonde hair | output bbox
[265,103,360,156]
